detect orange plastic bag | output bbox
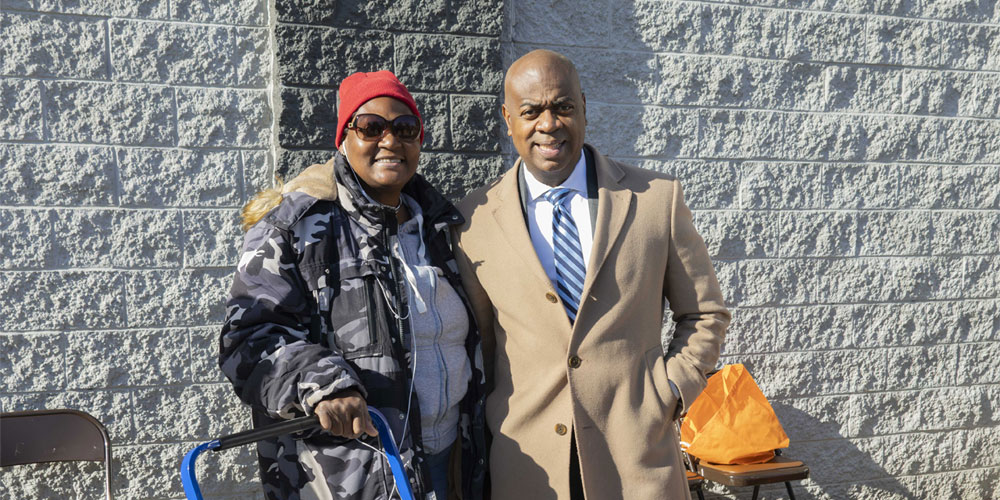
[679,364,789,465]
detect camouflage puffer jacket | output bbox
[219,153,487,500]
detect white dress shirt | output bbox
[522,153,594,288]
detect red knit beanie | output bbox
[336,70,423,148]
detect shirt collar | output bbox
[522,151,588,203]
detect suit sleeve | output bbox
[663,179,730,415]
[453,226,497,391]
[218,221,364,420]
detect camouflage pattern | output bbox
[220,153,488,500]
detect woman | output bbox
[220,71,487,500]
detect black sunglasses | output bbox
[347,114,421,142]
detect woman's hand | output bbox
[314,389,378,439]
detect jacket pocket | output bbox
[325,260,383,359]
[644,345,678,419]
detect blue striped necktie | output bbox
[544,187,586,323]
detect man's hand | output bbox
[314,389,378,439]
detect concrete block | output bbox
[868,18,943,67]
[413,92,450,151]
[1,389,134,444]
[0,209,53,269]
[611,0,700,52]
[941,118,1000,163]
[451,95,502,152]
[862,115,944,162]
[740,162,823,209]
[698,110,786,159]
[0,79,43,140]
[276,148,332,180]
[0,145,115,206]
[941,24,1000,70]
[959,73,1000,118]
[276,25,393,87]
[242,150,275,203]
[277,0,501,35]
[920,386,990,431]
[51,209,114,268]
[0,332,66,391]
[902,70,970,116]
[857,211,932,256]
[176,88,271,148]
[662,57,824,111]
[953,299,1000,342]
[789,439,883,484]
[853,302,958,347]
[822,257,964,303]
[933,211,1000,255]
[0,12,106,79]
[234,27,270,87]
[115,442,260,497]
[722,307,776,354]
[853,391,921,437]
[826,66,903,114]
[957,341,1000,384]
[110,20,234,85]
[738,350,884,398]
[64,329,188,389]
[0,271,125,330]
[119,148,242,208]
[512,0,610,47]
[631,160,737,210]
[588,104,697,158]
[786,12,867,63]
[885,345,958,389]
[965,256,1000,298]
[0,461,98,498]
[184,209,242,267]
[111,209,183,268]
[897,165,1000,209]
[824,164,899,209]
[191,326,228,383]
[278,86,338,148]
[692,211,778,259]
[700,5,786,58]
[740,259,820,306]
[921,0,997,21]
[805,0,920,16]
[172,0,267,25]
[775,305,854,350]
[712,259,741,307]
[125,269,231,327]
[132,384,246,443]
[44,82,175,146]
[418,152,505,201]
[783,113,866,161]
[394,34,502,93]
[951,426,1000,468]
[771,395,854,441]
[779,212,857,257]
[865,432,953,475]
[4,0,168,18]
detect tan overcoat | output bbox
[454,144,730,499]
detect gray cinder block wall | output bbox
[1,0,997,499]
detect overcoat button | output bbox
[555,423,568,435]
[568,356,581,368]
[545,292,558,303]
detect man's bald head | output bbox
[504,50,582,105]
[501,50,587,186]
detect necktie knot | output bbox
[543,187,574,207]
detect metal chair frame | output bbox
[1,408,114,500]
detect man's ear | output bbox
[500,104,512,136]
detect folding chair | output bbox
[1,409,114,500]
[693,450,810,500]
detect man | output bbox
[454,49,730,499]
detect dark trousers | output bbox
[570,431,584,500]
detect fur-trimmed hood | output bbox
[240,159,338,231]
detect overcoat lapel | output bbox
[490,162,554,293]
[580,146,633,309]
